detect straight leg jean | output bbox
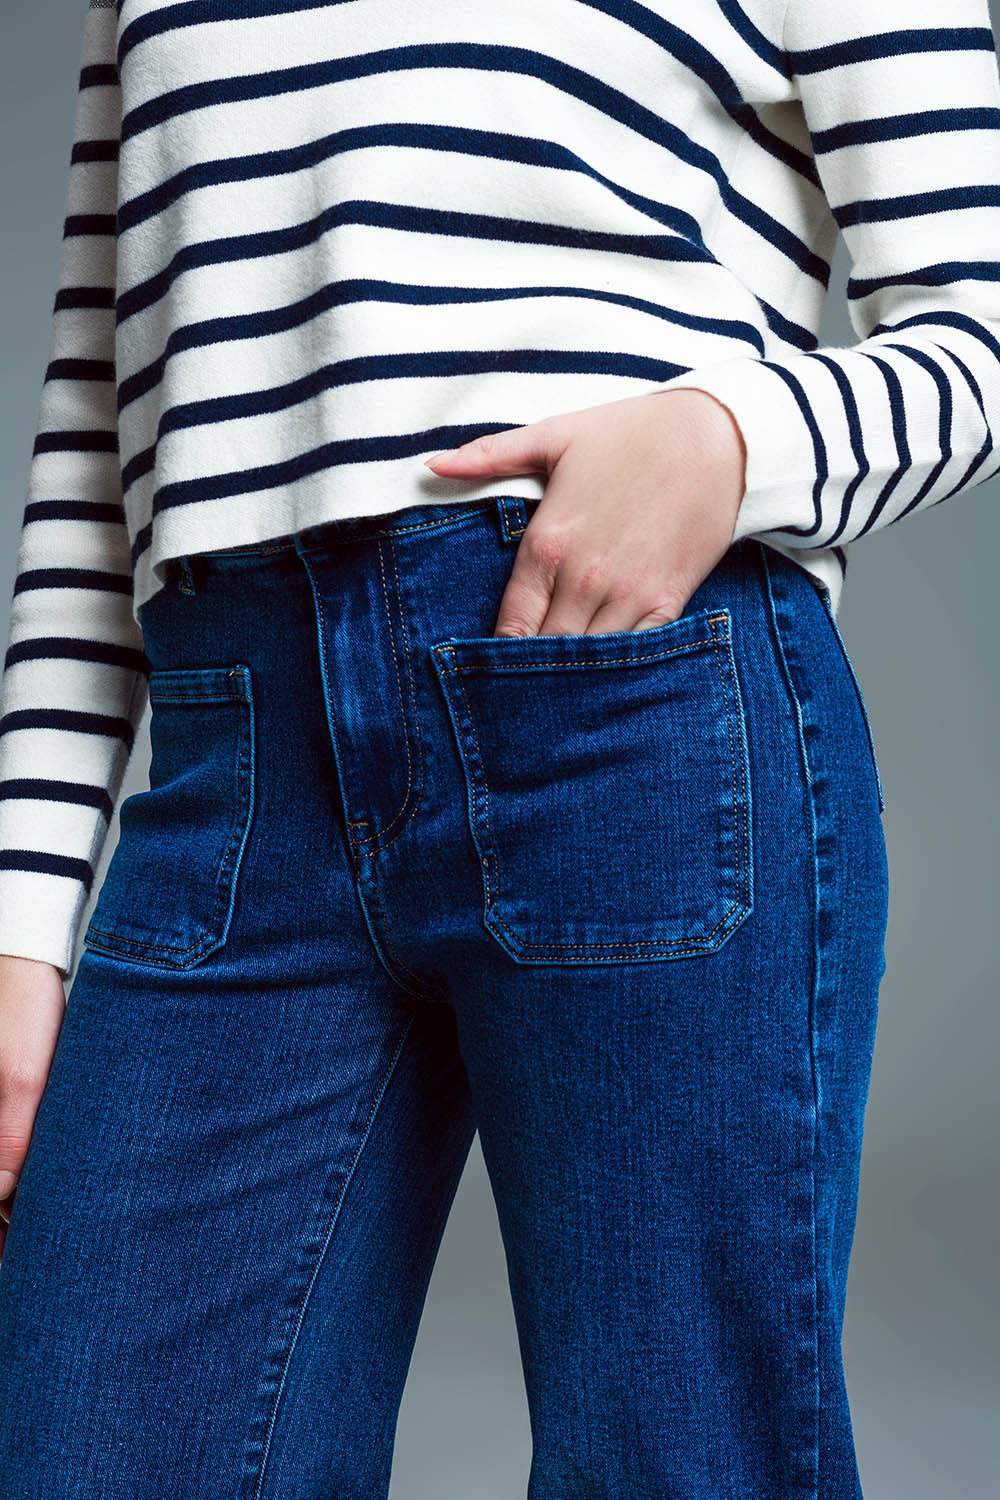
[0,497,889,1499]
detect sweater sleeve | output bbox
[0,0,149,978]
[657,0,1000,554]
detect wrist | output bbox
[654,387,747,529]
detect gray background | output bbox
[1,6,996,1496]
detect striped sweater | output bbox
[3,0,1000,974]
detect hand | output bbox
[0,954,67,1261]
[424,389,747,637]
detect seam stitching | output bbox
[351,534,426,852]
[758,542,822,1494]
[250,1015,417,1499]
[438,614,753,959]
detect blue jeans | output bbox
[0,498,889,1498]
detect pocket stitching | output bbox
[436,612,753,960]
[434,614,728,676]
[84,664,255,967]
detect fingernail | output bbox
[0,1171,17,1199]
[424,449,457,467]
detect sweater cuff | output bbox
[654,357,820,545]
[0,870,85,977]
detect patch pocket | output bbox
[83,664,255,969]
[431,607,752,964]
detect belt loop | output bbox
[496,495,529,544]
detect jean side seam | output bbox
[708,610,753,927]
[758,544,822,1497]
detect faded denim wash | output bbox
[0,497,889,1499]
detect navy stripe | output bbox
[849,260,1000,300]
[124,325,830,556]
[716,0,791,77]
[0,850,95,888]
[0,779,114,819]
[13,568,133,596]
[134,420,548,542]
[32,430,118,456]
[3,638,148,673]
[853,355,910,539]
[755,362,829,541]
[810,353,871,546]
[882,343,957,519]
[905,313,1000,438]
[790,27,996,76]
[837,184,1000,229]
[115,199,829,350]
[813,106,1000,154]
[46,357,116,382]
[119,120,707,246]
[118,42,820,191]
[572,0,806,168]
[117,0,805,175]
[79,62,118,89]
[54,286,115,312]
[871,307,1000,366]
[72,139,120,164]
[117,279,767,414]
[116,199,712,325]
[118,0,348,61]
[0,707,138,748]
[120,347,700,495]
[756,294,821,353]
[22,500,126,525]
[64,212,116,237]
[118,115,825,291]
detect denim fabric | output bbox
[0,499,889,1499]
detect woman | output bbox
[0,0,996,1494]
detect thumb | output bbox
[423,419,557,478]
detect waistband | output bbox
[199,496,536,557]
[167,495,539,594]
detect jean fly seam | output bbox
[294,547,373,854]
[250,1013,416,1499]
[759,543,822,1495]
[356,855,450,1002]
[348,534,426,854]
[293,542,442,999]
